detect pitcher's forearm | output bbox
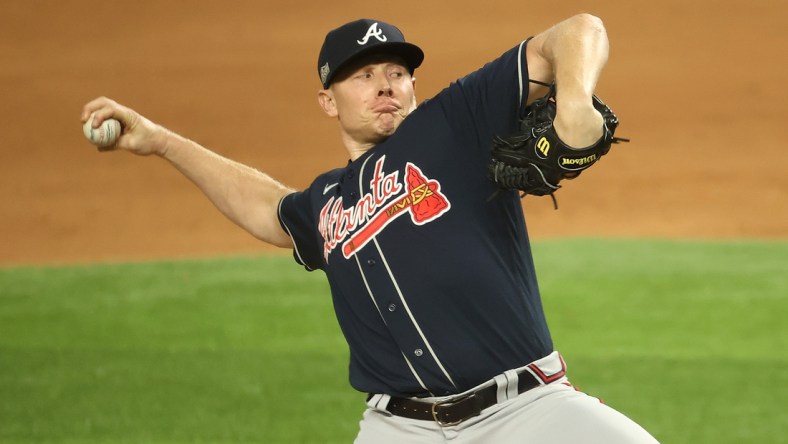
[526,14,610,147]
[81,97,294,247]
[159,130,294,247]
[542,14,609,104]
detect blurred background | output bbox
[1,0,785,266]
[1,3,786,443]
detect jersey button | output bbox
[347,169,355,179]
[367,259,376,266]
[414,349,423,357]
[388,303,396,312]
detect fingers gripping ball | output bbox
[83,113,121,148]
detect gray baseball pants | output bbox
[354,352,659,444]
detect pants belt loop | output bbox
[493,374,509,403]
[494,369,521,403]
[367,393,391,411]
[504,369,519,400]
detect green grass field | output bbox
[1,239,786,443]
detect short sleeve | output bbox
[436,40,532,150]
[278,190,323,271]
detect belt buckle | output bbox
[430,393,477,427]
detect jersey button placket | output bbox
[355,233,442,387]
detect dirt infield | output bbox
[1,0,785,266]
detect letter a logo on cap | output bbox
[357,22,388,45]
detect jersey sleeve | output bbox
[437,40,532,151]
[277,188,323,271]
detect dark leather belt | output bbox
[382,370,540,426]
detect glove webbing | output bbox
[488,161,560,209]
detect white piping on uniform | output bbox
[353,156,388,316]
[355,254,430,392]
[358,155,374,191]
[278,196,313,271]
[517,39,526,106]
[401,351,431,393]
[355,154,429,391]
[374,238,458,389]
[355,254,385,321]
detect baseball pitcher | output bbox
[81,15,658,443]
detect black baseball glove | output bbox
[488,82,628,207]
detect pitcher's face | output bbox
[321,55,417,145]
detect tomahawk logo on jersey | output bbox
[318,156,451,260]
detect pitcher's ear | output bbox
[318,89,338,117]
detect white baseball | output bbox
[83,113,121,148]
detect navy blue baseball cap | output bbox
[317,19,424,89]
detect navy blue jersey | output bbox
[278,41,552,397]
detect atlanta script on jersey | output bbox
[319,157,451,261]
